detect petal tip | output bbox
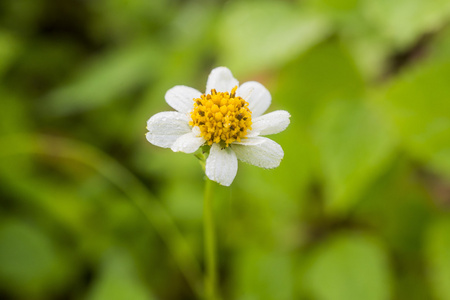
[205,144,238,187]
[206,67,239,94]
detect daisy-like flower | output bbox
[146,67,290,186]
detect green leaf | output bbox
[231,247,294,300]
[88,249,156,300]
[305,232,392,300]
[275,40,365,125]
[363,0,450,48]
[0,30,21,78]
[272,40,369,204]
[0,220,59,297]
[313,100,395,214]
[44,42,163,115]
[379,58,450,177]
[88,0,169,40]
[216,1,330,75]
[308,0,360,13]
[425,218,450,300]
[0,88,32,136]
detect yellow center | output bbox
[189,86,252,147]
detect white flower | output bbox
[146,67,290,186]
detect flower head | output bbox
[146,67,290,186]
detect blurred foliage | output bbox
[1,0,450,299]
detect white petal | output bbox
[206,67,239,94]
[205,143,238,186]
[248,110,291,137]
[146,111,191,148]
[171,132,205,153]
[232,137,265,146]
[192,126,201,136]
[236,81,271,118]
[165,85,202,113]
[231,137,284,169]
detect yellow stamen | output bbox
[190,86,252,147]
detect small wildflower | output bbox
[146,67,290,186]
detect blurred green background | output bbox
[1,0,450,299]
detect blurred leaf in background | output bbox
[304,233,392,300]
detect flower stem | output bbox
[204,177,218,300]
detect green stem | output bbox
[204,177,218,300]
